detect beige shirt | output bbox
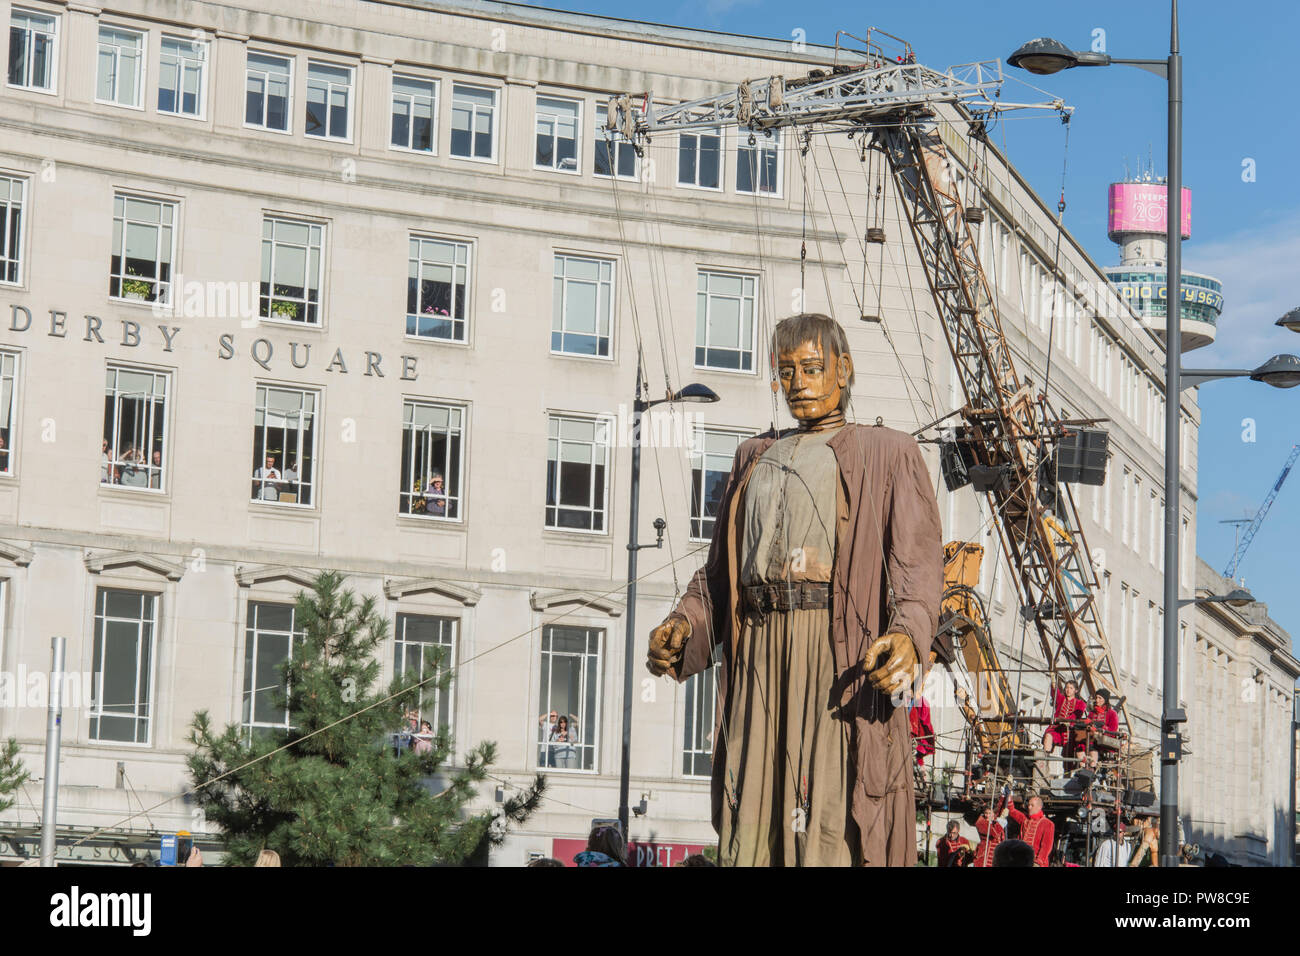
[740,426,840,585]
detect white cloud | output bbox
[1184,214,1300,367]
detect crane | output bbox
[1222,443,1299,579]
[608,31,1140,816]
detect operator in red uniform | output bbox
[1086,688,1120,761]
[1043,678,1085,760]
[972,793,1008,868]
[1005,793,1055,867]
[936,819,971,867]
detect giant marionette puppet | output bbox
[647,313,943,866]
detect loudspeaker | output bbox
[1055,427,1109,486]
[1123,787,1156,808]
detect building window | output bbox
[736,129,780,196]
[102,365,168,490]
[678,130,721,189]
[406,235,469,341]
[537,624,601,771]
[251,385,317,506]
[157,35,206,117]
[690,428,745,540]
[551,254,614,357]
[109,194,175,305]
[305,61,352,140]
[535,96,580,172]
[399,400,464,519]
[593,103,636,179]
[696,270,756,371]
[95,25,144,108]
[89,588,156,744]
[0,351,16,474]
[0,174,24,284]
[546,414,610,532]
[682,664,718,777]
[242,602,304,736]
[245,52,292,132]
[7,8,57,92]
[391,74,437,153]
[450,83,496,161]
[393,614,456,733]
[260,216,323,325]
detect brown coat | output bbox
[670,423,943,865]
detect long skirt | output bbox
[719,606,857,866]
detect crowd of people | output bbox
[526,825,717,868]
[537,710,580,769]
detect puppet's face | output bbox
[776,337,851,423]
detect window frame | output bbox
[593,102,637,181]
[389,72,439,156]
[449,82,499,164]
[88,587,158,746]
[689,426,749,541]
[94,22,146,110]
[534,93,583,174]
[393,613,458,737]
[550,252,615,360]
[545,412,613,535]
[681,661,719,777]
[677,128,724,192]
[241,600,305,737]
[0,173,26,286]
[259,214,325,327]
[156,33,208,120]
[694,268,758,374]
[0,350,18,477]
[536,623,603,774]
[109,192,178,307]
[250,383,320,509]
[405,232,472,344]
[398,398,466,522]
[304,59,354,143]
[101,363,170,493]
[7,6,59,94]
[244,50,294,135]
[735,128,782,198]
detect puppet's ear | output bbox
[837,352,853,388]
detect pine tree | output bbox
[0,737,30,815]
[187,571,543,865]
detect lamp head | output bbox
[1224,588,1255,608]
[1008,37,1079,75]
[1275,308,1300,334]
[1250,354,1300,389]
[671,382,721,404]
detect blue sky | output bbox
[533,0,1300,649]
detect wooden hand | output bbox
[862,631,919,698]
[646,614,690,677]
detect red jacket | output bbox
[936,834,970,868]
[972,813,1004,867]
[1051,687,1086,725]
[1088,704,1119,735]
[909,698,934,764]
[1007,803,1055,867]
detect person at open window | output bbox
[425,473,447,516]
[119,445,148,487]
[413,719,434,755]
[551,715,578,769]
[101,439,112,483]
[0,434,8,472]
[537,710,559,766]
[148,449,163,489]
[254,454,283,501]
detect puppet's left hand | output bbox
[862,632,919,698]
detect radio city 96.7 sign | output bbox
[1109,277,1224,315]
[1107,183,1192,240]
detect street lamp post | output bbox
[618,371,719,840]
[1012,0,1186,867]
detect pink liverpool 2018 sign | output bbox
[1108,183,1192,240]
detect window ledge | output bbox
[248,501,318,516]
[403,333,471,349]
[98,484,168,499]
[395,514,466,530]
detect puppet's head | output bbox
[772,313,855,426]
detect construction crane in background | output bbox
[1222,443,1299,579]
[608,29,1152,855]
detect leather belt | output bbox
[741,582,832,614]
